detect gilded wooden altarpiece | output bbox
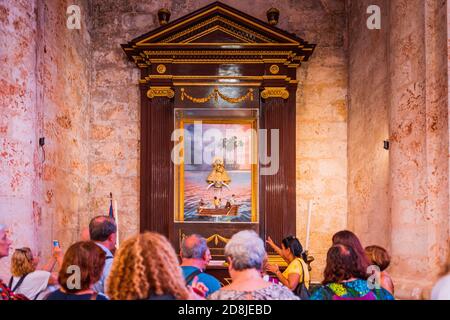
[122,2,315,267]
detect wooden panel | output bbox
[173,222,259,259]
[260,92,296,252]
[140,92,174,235]
[131,2,314,255]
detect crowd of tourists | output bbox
[1,220,449,300]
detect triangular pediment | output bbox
[134,7,294,46]
[122,1,315,68]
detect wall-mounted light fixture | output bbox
[266,8,280,26]
[158,8,171,26]
[383,140,390,150]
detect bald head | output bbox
[181,234,208,259]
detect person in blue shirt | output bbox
[89,215,117,296]
[180,234,221,297]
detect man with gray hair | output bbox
[89,215,117,295]
[0,224,14,300]
[180,234,221,297]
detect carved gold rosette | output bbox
[269,64,280,74]
[147,86,175,99]
[261,87,289,100]
[156,64,166,74]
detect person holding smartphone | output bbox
[8,241,63,300]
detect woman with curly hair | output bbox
[310,244,394,300]
[106,232,206,300]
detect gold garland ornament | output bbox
[205,234,230,246]
[181,87,254,104]
[147,86,175,99]
[261,87,289,100]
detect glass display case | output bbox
[174,108,259,224]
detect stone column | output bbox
[389,0,449,299]
[0,0,40,278]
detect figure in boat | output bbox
[197,160,240,216]
[206,157,231,190]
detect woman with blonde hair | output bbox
[106,232,207,300]
[9,246,62,300]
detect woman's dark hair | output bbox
[332,230,369,278]
[282,235,307,262]
[58,241,106,293]
[323,244,367,284]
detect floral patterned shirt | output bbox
[309,279,395,300]
[208,283,300,300]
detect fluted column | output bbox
[389,0,449,299]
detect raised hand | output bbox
[266,263,280,274]
[266,236,276,249]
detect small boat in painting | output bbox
[197,205,240,216]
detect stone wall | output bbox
[39,0,92,257]
[348,0,449,299]
[0,0,40,278]
[89,0,349,281]
[2,0,448,297]
[347,0,391,249]
[294,0,348,281]
[0,0,91,278]
[389,0,449,299]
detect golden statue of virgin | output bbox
[206,157,231,190]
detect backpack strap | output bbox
[105,256,114,260]
[185,268,203,285]
[297,258,305,283]
[33,289,46,300]
[10,274,29,293]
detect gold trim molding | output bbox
[261,87,289,100]
[267,254,288,267]
[147,86,175,99]
[180,87,254,104]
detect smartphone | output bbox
[53,240,60,247]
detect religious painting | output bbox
[174,109,258,223]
